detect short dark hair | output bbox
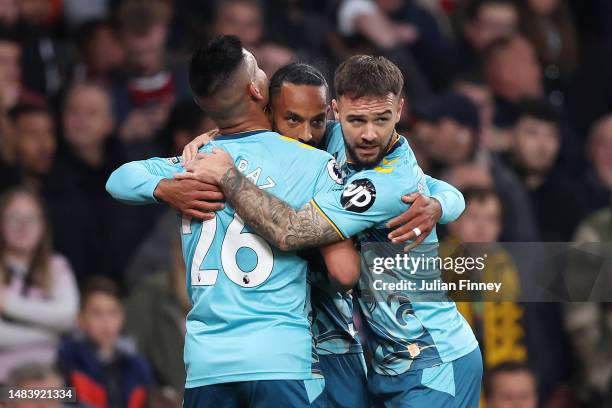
[465,0,517,22]
[8,104,50,122]
[334,55,404,99]
[516,99,559,126]
[80,276,121,310]
[189,35,244,99]
[270,63,328,100]
[484,362,536,397]
[463,186,500,204]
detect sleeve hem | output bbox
[310,199,349,240]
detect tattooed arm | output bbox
[176,149,344,251]
[219,165,342,251]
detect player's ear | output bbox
[395,97,405,124]
[248,82,264,102]
[331,99,340,121]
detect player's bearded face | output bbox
[334,94,403,166]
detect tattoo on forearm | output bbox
[219,167,341,250]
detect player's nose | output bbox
[299,125,313,144]
[361,123,377,142]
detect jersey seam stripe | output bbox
[310,199,347,240]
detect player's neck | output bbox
[217,105,271,135]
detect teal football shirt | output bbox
[107,130,342,387]
[312,135,478,375]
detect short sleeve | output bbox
[312,170,414,239]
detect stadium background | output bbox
[0,0,611,407]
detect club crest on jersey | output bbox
[327,159,344,185]
[341,178,376,212]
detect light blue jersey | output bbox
[310,124,467,360]
[313,134,478,376]
[106,130,342,388]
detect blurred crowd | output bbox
[0,0,611,407]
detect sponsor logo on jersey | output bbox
[341,178,376,212]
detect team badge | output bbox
[327,159,344,184]
[341,179,376,212]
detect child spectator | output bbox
[0,188,78,383]
[58,276,152,408]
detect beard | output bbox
[344,131,396,167]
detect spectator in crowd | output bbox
[5,363,67,408]
[125,239,190,402]
[113,0,188,157]
[338,0,452,91]
[411,91,480,175]
[503,99,582,241]
[14,0,65,102]
[519,0,578,107]
[71,19,125,84]
[582,114,612,215]
[43,83,117,283]
[58,276,152,408]
[563,206,612,407]
[483,34,543,127]
[0,188,78,383]
[453,71,510,152]
[7,104,56,192]
[0,26,21,113]
[412,90,538,242]
[335,0,433,99]
[48,82,162,286]
[453,0,520,75]
[443,188,526,371]
[212,0,294,77]
[484,362,538,408]
[0,0,18,29]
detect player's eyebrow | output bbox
[346,114,367,120]
[312,112,326,120]
[373,110,393,117]
[284,110,304,120]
